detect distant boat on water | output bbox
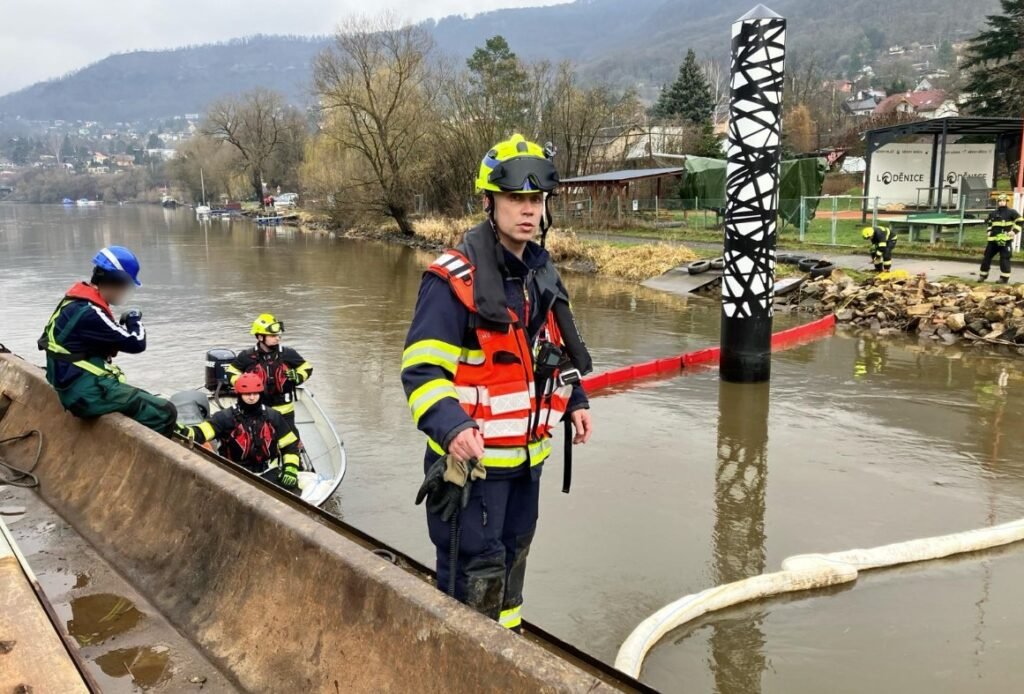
[76,198,101,207]
[161,194,179,209]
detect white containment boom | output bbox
[614,517,1024,678]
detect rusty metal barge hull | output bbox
[0,354,645,693]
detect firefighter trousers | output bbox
[980,241,1012,281]
[427,470,539,630]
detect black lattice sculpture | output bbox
[720,5,786,383]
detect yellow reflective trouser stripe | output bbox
[278,431,298,448]
[273,402,295,415]
[198,421,216,441]
[425,438,552,468]
[499,606,522,629]
[408,379,459,424]
[402,340,461,373]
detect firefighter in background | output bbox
[38,246,177,435]
[979,194,1023,284]
[862,224,897,272]
[178,371,301,490]
[401,134,594,630]
[225,314,312,434]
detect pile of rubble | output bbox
[783,270,1024,347]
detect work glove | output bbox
[285,368,302,383]
[415,456,485,522]
[174,422,194,440]
[119,308,143,325]
[279,463,299,489]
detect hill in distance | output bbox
[0,0,1001,122]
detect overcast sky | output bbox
[1,0,567,96]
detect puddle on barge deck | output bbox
[0,485,238,692]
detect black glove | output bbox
[119,308,143,325]
[415,456,480,522]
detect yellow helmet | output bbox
[475,134,559,194]
[861,227,874,239]
[251,313,284,336]
[997,194,1009,203]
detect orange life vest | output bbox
[428,250,573,450]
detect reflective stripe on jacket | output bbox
[225,345,312,408]
[38,282,144,387]
[987,207,1023,243]
[185,405,300,471]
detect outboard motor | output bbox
[205,348,236,392]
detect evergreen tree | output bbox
[466,35,531,130]
[962,0,1024,116]
[653,49,713,124]
[693,120,724,158]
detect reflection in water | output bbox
[67,593,143,646]
[94,646,172,689]
[710,382,769,694]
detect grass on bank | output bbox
[578,214,992,261]
[412,217,698,282]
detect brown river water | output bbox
[2,203,1024,693]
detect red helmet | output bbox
[235,372,265,395]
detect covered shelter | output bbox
[560,166,684,221]
[862,116,1024,220]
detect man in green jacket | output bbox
[37,246,177,435]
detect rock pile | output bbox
[782,271,1024,347]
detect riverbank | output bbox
[297,211,698,282]
[781,270,1024,352]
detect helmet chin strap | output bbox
[540,193,553,249]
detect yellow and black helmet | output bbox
[251,313,284,336]
[861,227,874,239]
[997,193,1009,203]
[475,134,559,195]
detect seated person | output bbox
[38,245,176,435]
[177,372,300,491]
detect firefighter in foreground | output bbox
[177,371,301,490]
[225,314,312,434]
[401,134,594,630]
[979,194,1023,283]
[38,246,177,435]
[862,224,897,272]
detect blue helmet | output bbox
[92,246,142,286]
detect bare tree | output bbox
[204,88,295,205]
[312,17,437,235]
[543,62,643,177]
[702,58,729,126]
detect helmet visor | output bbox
[261,320,285,335]
[488,156,559,193]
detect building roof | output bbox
[561,167,685,185]
[844,97,879,113]
[863,116,1024,155]
[874,90,949,114]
